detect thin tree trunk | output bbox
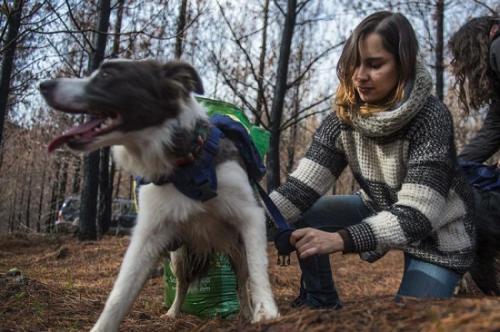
[175,0,188,58]
[8,174,20,233]
[98,148,112,233]
[72,156,81,194]
[114,169,122,198]
[111,0,124,58]
[57,158,69,210]
[47,161,61,233]
[266,0,297,191]
[97,0,123,235]
[37,162,48,233]
[256,0,270,120]
[287,41,303,174]
[79,0,112,241]
[25,156,35,230]
[435,0,444,101]
[17,149,31,226]
[0,0,24,150]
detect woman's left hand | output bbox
[290,228,344,259]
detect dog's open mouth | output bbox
[48,112,122,153]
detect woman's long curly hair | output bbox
[449,16,500,113]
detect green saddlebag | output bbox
[163,98,269,318]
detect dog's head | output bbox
[40,59,204,153]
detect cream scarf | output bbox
[350,63,433,137]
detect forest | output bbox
[1,0,500,331]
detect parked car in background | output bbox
[55,196,137,234]
[110,198,137,234]
[55,196,80,231]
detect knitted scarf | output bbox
[350,63,433,137]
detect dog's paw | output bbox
[251,301,279,323]
[162,307,179,319]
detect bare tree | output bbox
[0,0,25,152]
[97,0,125,235]
[79,0,112,241]
[175,0,188,58]
[435,0,444,101]
[267,0,297,191]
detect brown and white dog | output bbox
[39,59,279,331]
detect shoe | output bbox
[290,293,342,309]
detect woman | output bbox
[448,16,500,295]
[270,11,475,309]
[449,16,500,162]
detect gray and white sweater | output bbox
[270,64,475,273]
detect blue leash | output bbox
[252,180,294,266]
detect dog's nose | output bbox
[39,80,57,97]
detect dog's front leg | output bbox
[91,214,171,332]
[238,206,279,322]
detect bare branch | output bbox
[281,106,330,131]
[297,0,313,14]
[64,0,94,50]
[272,0,285,16]
[215,0,270,121]
[281,93,333,129]
[287,40,344,89]
[209,51,269,129]
[472,0,498,15]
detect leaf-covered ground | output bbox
[1,233,499,331]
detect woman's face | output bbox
[353,32,399,104]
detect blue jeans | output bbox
[294,195,462,306]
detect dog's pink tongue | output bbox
[48,118,103,153]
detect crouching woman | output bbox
[270,11,475,308]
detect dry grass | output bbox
[1,233,500,331]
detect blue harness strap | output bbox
[137,125,223,202]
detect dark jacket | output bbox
[459,99,500,163]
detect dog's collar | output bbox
[173,121,211,167]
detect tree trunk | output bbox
[17,149,31,226]
[266,0,297,191]
[98,148,112,233]
[47,161,61,233]
[8,174,20,233]
[435,0,444,101]
[175,0,188,58]
[79,0,111,241]
[114,169,122,197]
[37,163,48,233]
[256,0,270,120]
[25,156,35,230]
[97,0,124,235]
[72,156,82,194]
[286,40,303,174]
[0,0,24,150]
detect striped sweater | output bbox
[270,65,475,273]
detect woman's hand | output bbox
[290,228,344,259]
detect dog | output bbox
[39,59,279,331]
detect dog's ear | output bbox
[163,61,204,95]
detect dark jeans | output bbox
[294,195,462,306]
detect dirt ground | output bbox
[1,233,500,332]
